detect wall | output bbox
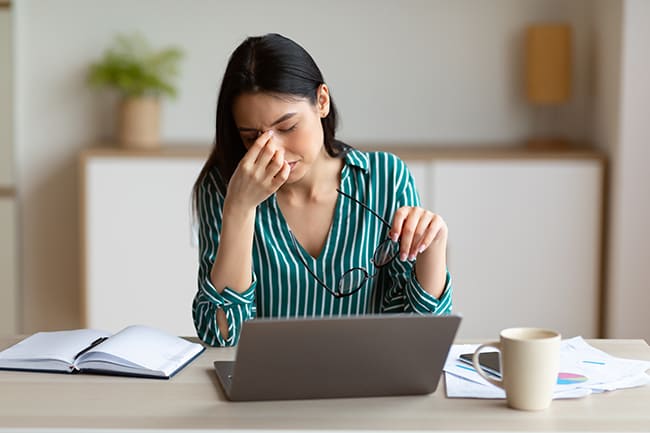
[591,0,622,338]
[591,1,622,155]
[13,0,593,331]
[0,5,12,185]
[0,2,17,334]
[605,0,650,341]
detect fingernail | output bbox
[408,254,416,261]
[418,245,426,253]
[400,253,407,261]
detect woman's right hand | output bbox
[224,130,291,212]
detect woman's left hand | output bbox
[389,207,448,261]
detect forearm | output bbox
[210,199,256,294]
[414,238,447,299]
[209,199,256,340]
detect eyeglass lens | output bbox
[336,239,399,295]
[337,268,368,296]
[374,239,399,267]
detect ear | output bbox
[316,84,330,118]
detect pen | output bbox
[73,337,108,361]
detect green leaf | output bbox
[87,32,184,99]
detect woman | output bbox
[193,33,452,346]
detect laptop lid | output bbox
[214,314,461,401]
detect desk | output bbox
[0,338,649,432]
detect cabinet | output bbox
[407,156,603,339]
[82,147,604,338]
[81,150,206,335]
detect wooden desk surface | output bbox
[0,338,648,432]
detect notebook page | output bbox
[81,325,200,373]
[0,329,109,366]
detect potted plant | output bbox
[88,33,183,149]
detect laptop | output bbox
[213,314,461,401]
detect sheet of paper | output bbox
[82,325,201,374]
[0,329,109,364]
[445,372,504,399]
[444,372,592,399]
[444,337,650,399]
[557,337,650,389]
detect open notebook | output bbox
[0,325,205,379]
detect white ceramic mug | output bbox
[473,327,561,411]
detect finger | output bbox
[267,148,286,177]
[415,222,436,255]
[390,207,410,242]
[254,136,278,168]
[271,161,291,188]
[408,212,435,259]
[243,130,273,164]
[416,215,448,256]
[398,208,423,261]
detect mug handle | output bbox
[472,342,504,389]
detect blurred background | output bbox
[0,0,647,341]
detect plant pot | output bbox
[118,97,161,149]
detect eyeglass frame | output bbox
[288,188,399,298]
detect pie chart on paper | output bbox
[557,372,588,385]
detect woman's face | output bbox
[232,86,329,184]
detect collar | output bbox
[343,147,369,172]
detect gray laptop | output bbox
[213,314,461,401]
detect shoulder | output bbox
[369,150,408,172]
[345,148,411,182]
[197,166,227,198]
[196,166,227,214]
[345,147,407,171]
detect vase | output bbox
[118,96,160,149]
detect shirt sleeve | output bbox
[192,171,257,347]
[379,155,453,315]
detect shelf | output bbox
[82,142,607,162]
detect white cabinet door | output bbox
[406,160,433,210]
[429,159,602,339]
[0,197,17,334]
[84,156,204,335]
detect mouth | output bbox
[287,161,298,171]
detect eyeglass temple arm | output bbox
[336,188,393,229]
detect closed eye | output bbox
[241,122,297,144]
[278,123,298,133]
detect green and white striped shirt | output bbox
[193,148,453,346]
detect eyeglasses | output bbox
[288,189,399,298]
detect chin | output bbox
[283,166,306,184]
[283,174,301,185]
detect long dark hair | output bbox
[193,33,347,206]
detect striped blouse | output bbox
[192,148,453,346]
